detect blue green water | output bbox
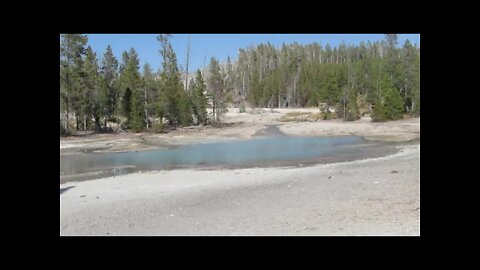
[60,135,368,182]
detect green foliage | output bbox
[122,87,132,124]
[371,101,387,122]
[83,46,102,131]
[356,94,370,116]
[372,86,404,121]
[157,34,192,127]
[153,122,165,133]
[383,87,404,120]
[191,70,208,124]
[129,89,146,131]
[60,34,420,135]
[207,57,228,122]
[319,67,340,107]
[117,48,145,130]
[100,45,119,126]
[345,90,360,121]
[239,104,246,113]
[248,72,262,107]
[322,108,336,120]
[178,92,193,126]
[60,34,89,131]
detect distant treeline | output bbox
[60,34,420,135]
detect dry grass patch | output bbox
[280,112,323,122]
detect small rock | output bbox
[80,195,86,197]
[328,176,333,179]
[96,196,99,199]
[391,170,398,174]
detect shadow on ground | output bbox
[60,186,75,195]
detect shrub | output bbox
[153,122,165,133]
[371,87,404,122]
[239,105,246,113]
[323,109,335,120]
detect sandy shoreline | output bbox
[60,108,420,154]
[60,143,420,236]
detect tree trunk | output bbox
[212,95,216,123]
[65,107,69,130]
[185,35,190,91]
[83,115,87,131]
[293,77,296,107]
[94,114,101,132]
[144,88,149,129]
[75,113,79,131]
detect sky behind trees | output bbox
[82,34,420,73]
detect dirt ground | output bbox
[60,108,420,236]
[60,143,420,236]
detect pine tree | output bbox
[142,63,158,128]
[100,45,118,129]
[207,57,227,122]
[118,48,144,130]
[345,89,360,121]
[178,91,192,126]
[130,87,146,131]
[61,34,420,129]
[83,46,101,131]
[157,34,179,126]
[372,75,404,121]
[191,70,208,124]
[319,67,340,110]
[383,87,404,120]
[248,71,262,107]
[60,34,88,131]
[122,87,132,126]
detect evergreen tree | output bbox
[319,67,340,110]
[118,48,144,130]
[122,87,132,126]
[191,70,208,124]
[60,34,88,131]
[157,34,191,127]
[248,71,262,107]
[61,34,420,130]
[130,87,145,131]
[372,75,404,121]
[207,57,227,122]
[142,63,158,128]
[345,89,360,121]
[83,46,101,131]
[100,45,118,128]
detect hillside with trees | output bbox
[60,34,420,135]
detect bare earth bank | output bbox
[60,108,420,154]
[60,144,420,236]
